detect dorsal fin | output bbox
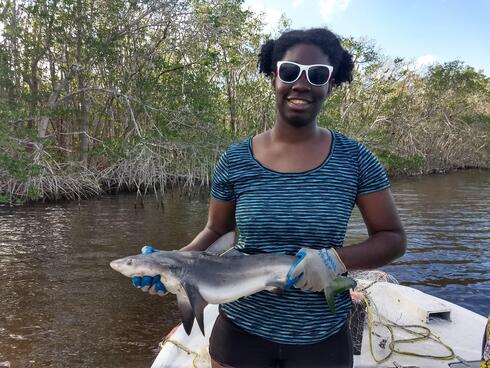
[206,231,236,256]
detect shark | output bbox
[110,232,357,335]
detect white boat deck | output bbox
[353,281,485,367]
[152,280,486,368]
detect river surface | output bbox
[0,170,489,367]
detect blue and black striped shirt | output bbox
[211,130,390,344]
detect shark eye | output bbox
[126,259,133,266]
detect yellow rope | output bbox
[360,293,455,364]
[218,247,236,257]
[160,338,199,368]
[482,315,490,368]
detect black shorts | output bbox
[209,311,353,368]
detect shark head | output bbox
[110,256,144,277]
[109,251,189,295]
[110,253,174,278]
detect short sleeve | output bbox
[211,151,235,201]
[357,143,390,196]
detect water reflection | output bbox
[0,170,489,367]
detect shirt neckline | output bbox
[247,130,336,175]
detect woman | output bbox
[135,28,406,368]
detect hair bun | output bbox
[334,49,354,85]
[258,39,275,76]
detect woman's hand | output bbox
[288,247,346,292]
[132,245,168,296]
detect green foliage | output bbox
[90,137,126,166]
[0,193,23,205]
[375,150,425,175]
[426,61,488,94]
[0,0,488,202]
[0,152,42,180]
[0,101,42,182]
[26,185,43,201]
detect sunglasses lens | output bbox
[278,62,301,83]
[308,65,330,85]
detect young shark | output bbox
[110,232,356,335]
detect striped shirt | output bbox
[211,130,390,344]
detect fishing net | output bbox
[349,270,460,364]
[351,270,400,285]
[348,270,399,355]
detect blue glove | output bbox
[132,245,168,296]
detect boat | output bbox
[151,274,487,368]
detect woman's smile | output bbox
[287,97,312,110]
[288,98,311,111]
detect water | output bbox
[0,170,489,367]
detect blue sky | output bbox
[242,0,490,76]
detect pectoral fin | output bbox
[266,281,285,295]
[206,231,236,256]
[182,282,208,336]
[176,292,195,335]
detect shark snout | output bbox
[109,259,123,271]
[109,260,118,270]
[110,255,161,278]
[110,257,137,277]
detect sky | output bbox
[242,0,490,76]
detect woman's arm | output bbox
[336,189,406,270]
[180,198,236,251]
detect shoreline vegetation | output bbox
[1,1,489,205]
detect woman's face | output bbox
[272,43,332,127]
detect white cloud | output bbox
[318,0,351,20]
[415,54,437,68]
[403,54,438,75]
[292,0,304,8]
[242,0,282,34]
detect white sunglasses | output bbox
[277,61,334,86]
